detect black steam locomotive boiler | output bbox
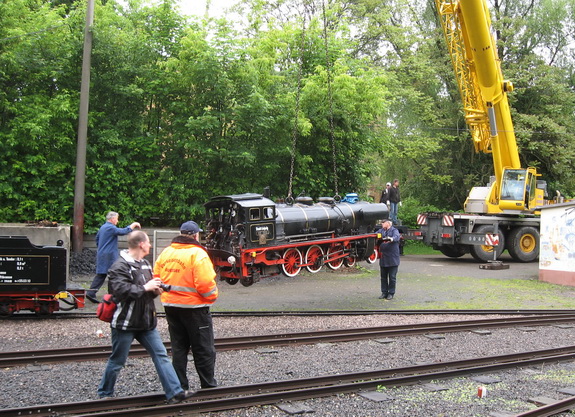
[204,193,388,286]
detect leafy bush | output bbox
[396,196,444,229]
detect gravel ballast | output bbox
[3,250,575,416]
[2,314,575,417]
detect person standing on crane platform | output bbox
[388,179,401,225]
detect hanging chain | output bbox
[287,9,308,204]
[322,0,339,197]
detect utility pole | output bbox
[72,0,94,253]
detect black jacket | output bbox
[389,186,401,204]
[380,188,390,204]
[108,250,158,331]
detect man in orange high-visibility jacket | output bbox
[154,221,218,391]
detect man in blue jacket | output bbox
[86,211,140,303]
[377,219,401,300]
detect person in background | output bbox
[154,221,219,391]
[377,219,401,300]
[86,211,140,303]
[388,179,401,224]
[98,230,194,404]
[380,182,391,205]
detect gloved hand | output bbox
[386,201,390,206]
[399,202,403,207]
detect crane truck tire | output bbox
[507,226,539,262]
[438,245,468,258]
[469,225,506,262]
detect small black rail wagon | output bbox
[0,236,85,315]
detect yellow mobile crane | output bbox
[411,0,549,262]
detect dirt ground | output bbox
[77,253,575,312]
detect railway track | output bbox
[5,309,575,319]
[2,314,575,367]
[2,344,575,417]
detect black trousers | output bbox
[164,306,217,389]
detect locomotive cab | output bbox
[205,193,277,255]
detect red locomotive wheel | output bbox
[305,245,324,273]
[282,248,303,277]
[344,256,356,267]
[366,249,378,264]
[326,245,344,270]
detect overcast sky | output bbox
[177,0,228,17]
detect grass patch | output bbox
[397,274,575,310]
[403,241,437,255]
[377,379,531,416]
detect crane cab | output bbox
[498,167,543,212]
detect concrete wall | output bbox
[0,223,71,248]
[83,228,181,266]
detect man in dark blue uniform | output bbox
[377,219,401,300]
[86,211,140,303]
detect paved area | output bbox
[78,254,575,312]
[210,254,572,311]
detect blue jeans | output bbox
[98,327,183,400]
[390,202,399,224]
[380,265,398,296]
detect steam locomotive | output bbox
[204,192,389,286]
[0,236,85,316]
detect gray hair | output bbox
[106,211,119,221]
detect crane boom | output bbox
[436,0,544,213]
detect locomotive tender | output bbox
[204,193,389,286]
[0,236,85,315]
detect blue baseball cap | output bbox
[180,221,203,235]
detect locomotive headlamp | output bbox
[227,256,236,265]
[251,251,257,258]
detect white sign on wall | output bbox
[539,204,575,272]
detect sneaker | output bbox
[167,390,195,404]
[386,294,394,300]
[86,294,100,304]
[378,294,387,299]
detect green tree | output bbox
[0,0,83,222]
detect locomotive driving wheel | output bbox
[305,245,324,273]
[366,249,378,264]
[282,248,302,277]
[344,255,356,267]
[326,245,344,270]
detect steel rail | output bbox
[4,345,575,417]
[511,396,575,416]
[5,309,575,320]
[211,309,575,316]
[2,314,575,367]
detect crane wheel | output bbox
[469,225,506,262]
[507,226,539,262]
[438,245,468,258]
